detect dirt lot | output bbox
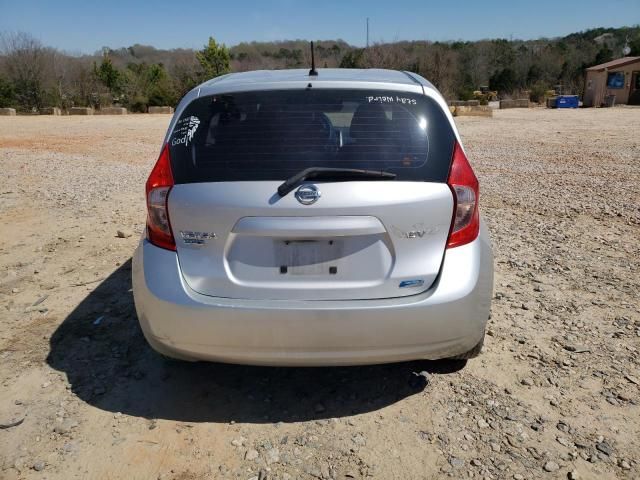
[0,108,639,480]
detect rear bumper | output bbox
[132,223,493,366]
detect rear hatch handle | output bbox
[277,167,396,197]
[233,216,387,237]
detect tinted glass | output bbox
[169,89,455,184]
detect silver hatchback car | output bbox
[132,68,493,366]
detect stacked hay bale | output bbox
[41,107,62,115]
[99,107,127,115]
[448,100,493,117]
[69,107,94,115]
[148,106,174,114]
[499,99,530,109]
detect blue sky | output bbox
[1,0,638,53]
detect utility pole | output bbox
[366,18,369,48]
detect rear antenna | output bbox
[308,41,318,76]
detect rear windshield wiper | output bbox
[277,167,396,197]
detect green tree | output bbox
[196,37,231,80]
[629,34,640,55]
[146,64,178,106]
[489,68,516,93]
[93,55,121,94]
[594,46,613,65]
[121,62,177,111]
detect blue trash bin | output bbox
[556,95,579,108]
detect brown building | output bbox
[583,56,640,107]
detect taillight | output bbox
[145,144,176,251]
[446,141,479,249]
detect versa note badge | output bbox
[180,231,216,245]
[295,184,321,205]
[391,224,440,239]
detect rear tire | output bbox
[451,336,484,360]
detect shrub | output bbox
[0,76,15,108]
[339,49,365,68]
[148,83,177,106]
[458,89,475,101]
[129,95,148,113]
[528,83,549,104]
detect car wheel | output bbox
[451,336,484,360]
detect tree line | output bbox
[1,26,638,112]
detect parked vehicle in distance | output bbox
[132,68,493,366]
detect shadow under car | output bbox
[46,259,466,424]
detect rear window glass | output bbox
[168,89,455,184]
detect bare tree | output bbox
[0,32,57,110]
[419,44,460,98]
[53,54,97,108]
[363,43,407,70]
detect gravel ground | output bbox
[0,108,639,479]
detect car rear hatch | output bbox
[165,87,457,301]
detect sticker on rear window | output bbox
[171,115,200,147]
[367,95,417,105]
